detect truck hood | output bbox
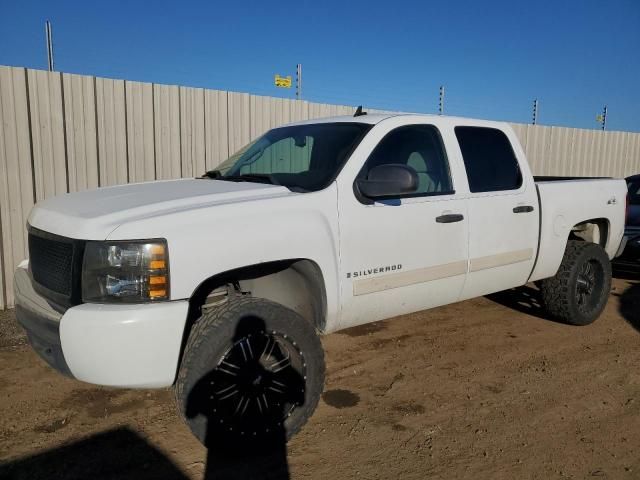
[28,179,291,240]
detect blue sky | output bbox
[1,0,639,131]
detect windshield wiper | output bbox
[202,169,222,179]
[201,170,280,186]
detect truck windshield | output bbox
[207,123,371,192]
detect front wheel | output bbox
[539,240,612,325]
[174,295,325,447]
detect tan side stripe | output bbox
[469,248,534,272]
[353,260,468,296]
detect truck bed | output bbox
[529,177,627,282]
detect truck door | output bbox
[337,123,469,330]
[454,126,539,300]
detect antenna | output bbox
[45,20,54,71]
[354,105,367,117]
[438,85,445,115]
[295,64,302,99]
[532,99,538,125]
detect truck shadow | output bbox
[489,279,640,333]
[612,267,640,282]
[0,427,188,480]
[0,423,292,480]
[617,281,640,333]
[486,285,566,324]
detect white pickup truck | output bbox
[15,112,627,446]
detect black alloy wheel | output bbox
[175,295,325,447]
[205,330,306,436]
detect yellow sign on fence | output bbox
[274,74,292,88]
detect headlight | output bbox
[82,240,169,303]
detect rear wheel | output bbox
[540,240,612,325]
[174,295,325,447]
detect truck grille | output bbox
[28,229,79,299]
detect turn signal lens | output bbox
[150,259,166,269]
[149,288,167,299]
[148,274,168,299]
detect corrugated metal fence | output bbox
[1,65,640,308]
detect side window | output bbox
[361,125,453,196]
[454,127,522,193]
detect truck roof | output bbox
[286,113,510,129]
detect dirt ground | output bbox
[1,275,639,479]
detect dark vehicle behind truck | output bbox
[614,174,640,273]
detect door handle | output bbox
[436,213,464,223]
[513,205,534,213]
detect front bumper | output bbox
[14,264,71,376]
[14,266,189,388]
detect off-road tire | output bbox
[539,240,611,325]
[174,295,325,447]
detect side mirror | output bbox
[356,164,418,199]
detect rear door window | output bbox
[455,127,522,193]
